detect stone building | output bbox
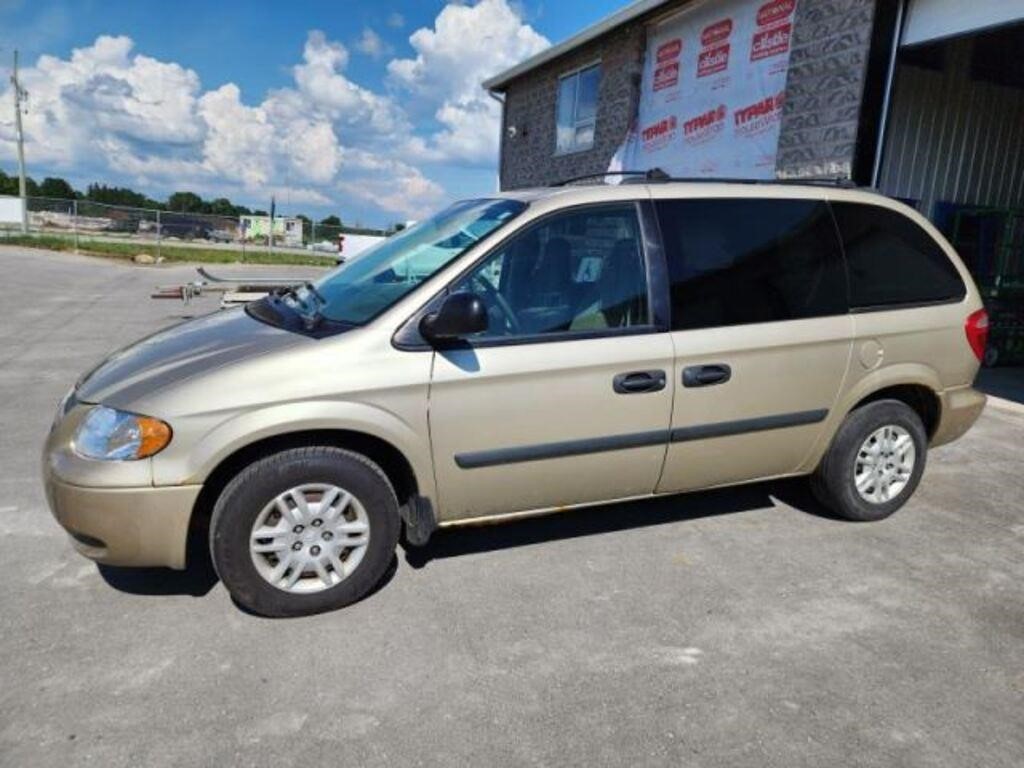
[484,0,1024,213]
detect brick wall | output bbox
[500,20,648,189]
[774,0,878,179]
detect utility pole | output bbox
[11,50,29,233]
[267,195,275,258]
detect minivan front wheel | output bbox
[811,400,928,522]
[210,446,400,617]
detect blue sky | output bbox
[0,0,624,226]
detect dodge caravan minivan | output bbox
[43,179,988,616]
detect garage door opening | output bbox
[878,21,1024,388]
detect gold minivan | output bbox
[43,181,989,616]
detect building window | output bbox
[555,63,600,155]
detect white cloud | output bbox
[1,35,204,169]
[0,1,550,221]
[292,30,406,135]
[388,0,548,163]
[197,84,274,188]
[386,11,405,28]
[355,27,391,59]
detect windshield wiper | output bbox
[303,281,327,307]
[277,282,326,330]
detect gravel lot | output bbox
[1,245,1022,767]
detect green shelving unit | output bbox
[950,207,1024,366]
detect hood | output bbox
[77,307,308,409]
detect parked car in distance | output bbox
[43,180,988,617]
[157,217,216,241]
[207,228,236,243]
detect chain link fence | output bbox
[0,194,388,261]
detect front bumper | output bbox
[44,477,200,569]
[42,401,200,569]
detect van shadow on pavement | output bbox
[98,558,219,597]
[94,477,834,595]
[403,477,836,569]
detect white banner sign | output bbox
[611,0,797,179]
[0,195,25,225]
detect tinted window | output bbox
[831,202,966,309]
[452,204,648,339]
[657,198,847,331]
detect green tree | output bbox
[319,214,342,228]
[0,169,16,196]
[167,191,204,213]
[37,177,78,200]
[208,197,237,217]
[86,183,158,209]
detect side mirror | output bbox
[420,292,488,343]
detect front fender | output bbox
[151,399,435,502]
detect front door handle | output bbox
[683,364,731,388]
[613,370,666,394]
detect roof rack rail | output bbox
[656,175,859,188]
[553,168,671,186]
[551,168,858,189]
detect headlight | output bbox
[73,406,172,461]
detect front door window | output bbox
[451,204,649,340]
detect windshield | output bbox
[300,198,526,325]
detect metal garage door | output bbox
[903,0,1024,47]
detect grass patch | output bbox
[0,232,334,266]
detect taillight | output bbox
[965,308,989,362]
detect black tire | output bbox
[811,400,928,522]
[210,446,400,617]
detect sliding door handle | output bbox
[683,364,731,388]
[613,370,666,394]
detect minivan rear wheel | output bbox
[210,446,400,617]
[811,400,928,522]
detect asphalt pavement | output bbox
[1,246,1022,767]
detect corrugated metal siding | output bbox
[878,36,1024,219]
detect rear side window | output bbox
[830,202,966,309]
[656,198,847,331]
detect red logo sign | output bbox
[750,22,792,60]
[695,16,733,78]
[653,36,682,92]
[698,43,731,77]
[653,61,680,91]
[683,105,727,144]
[701,18,733,46]
[641,115,678,149]
[756,0,796,27]
[734,91,785,134]
[656,38,682,63]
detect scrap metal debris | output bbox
[151,267,319,308]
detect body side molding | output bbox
[455,409,829,469]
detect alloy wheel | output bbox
[853,425,916,505]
